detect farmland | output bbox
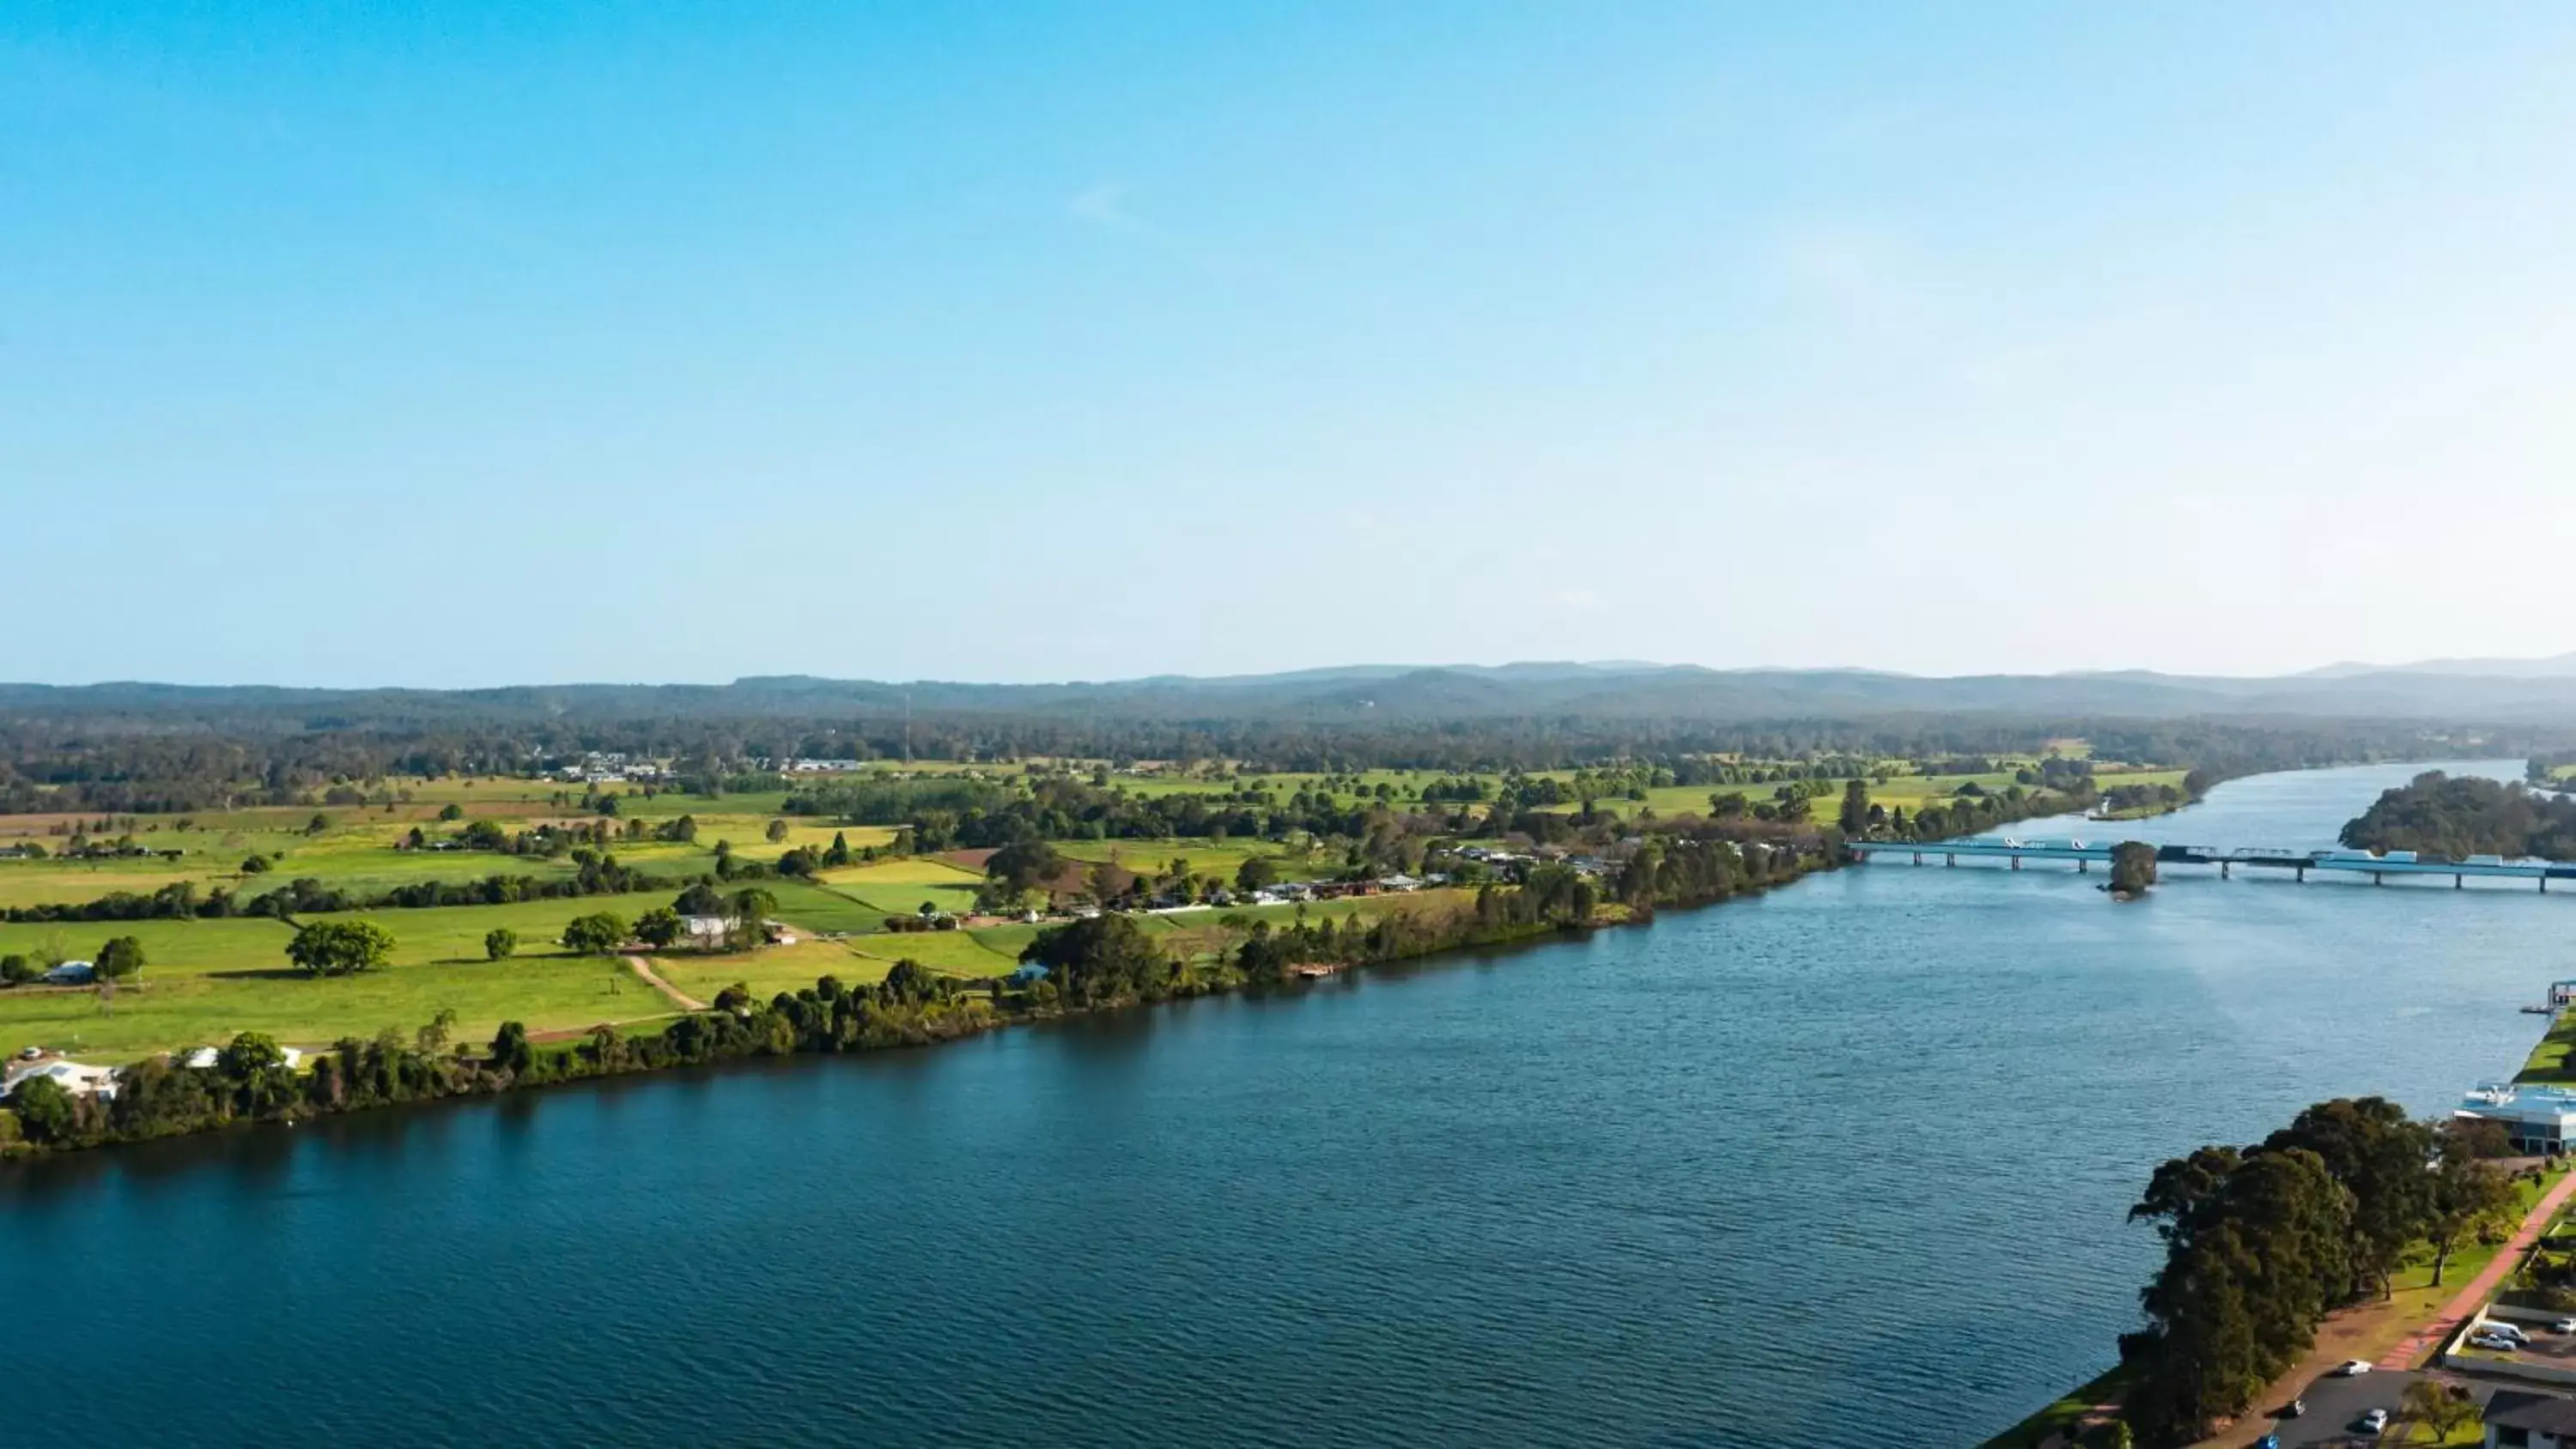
[0,743,2192,1065]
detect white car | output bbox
[2472,1332,2518,1350]
[2334,1359,2372,1377]
[2359,1408,2388,1434]
[2553,1318,2576,1334]
[2483,1321,2532,1343]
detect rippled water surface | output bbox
[3,761,2560,1446]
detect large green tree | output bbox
[94,935,147,981]
[286,920,395,977]
[1837,779,1870,835]
[985,840,1066,897]
[559,912,629,955]
[1020,912,1168,1007]
[2260,1097,2433,1300]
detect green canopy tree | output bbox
[286,920,395,977]
[94,935,147,981]
[1837,779,1870,835]
[1020,912,1168,1008]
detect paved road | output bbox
[2255,1367,2412,1447]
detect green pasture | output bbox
[753,880,893,936]
[0,925,670,1059]
[817,858,987,918]
[648,938,895,1002]
[301,899,652,967]
[1049,837,1334,882]
[847,929,1022,977]
[0,917,297,977]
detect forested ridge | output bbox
[0,702,2495,817]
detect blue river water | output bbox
[0,760,2558,1446]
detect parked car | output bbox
[2334,1359,2372,1376]
[2358,1407,2389,1434]
[2473,1332,2518,1350]
[2284,1397,2305,1418]
[2484,1320,2532,1343]
[2552,1317,2576,1334]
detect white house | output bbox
[679,915,731,943]
[3,1058,119,1101]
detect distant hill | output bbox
[2299,652,2576,681]
[14,658,2576,727]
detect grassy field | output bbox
[846,929,1023,976]
[648,938,898,1001]
[1049,837,1335,882]
[0,916,299,976]
[0,947,671,1058]
[2518,1009,2576,1083]
[817,858,988,918]
[299,899,658,967]
[756,880,898,936]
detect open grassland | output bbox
[846,929,1023,976]
[303,899,657,967]
[1049,836,1336,881]
[0,917,297,976]
[2519,1010,2576,1084]
[647,939,901,1001]
[0,948,673,1058]
[817,858,987,918]
[754,880,895,936]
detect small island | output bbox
[2107,840,2158,900]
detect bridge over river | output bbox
[1848,838,2576,888]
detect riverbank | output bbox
[1,840,1845,1159]
[1989,980,2576,1449]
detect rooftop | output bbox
[2486,1391,2576,1434]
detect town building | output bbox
[2458,1082,2576,1155]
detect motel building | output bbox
[2458,1082,2576,1155]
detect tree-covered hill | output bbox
[2339,770,2576,859]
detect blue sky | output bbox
[9,3,2576,687]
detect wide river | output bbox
[3,761,2561,1446]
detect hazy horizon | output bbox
[11,3,2576,687]
[9,650,2576,694]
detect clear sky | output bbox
[9,3,2576,687]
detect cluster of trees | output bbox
[2109,842,2158,897]
[2340,770,2576,860]
[2117,1100,2520,1445]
